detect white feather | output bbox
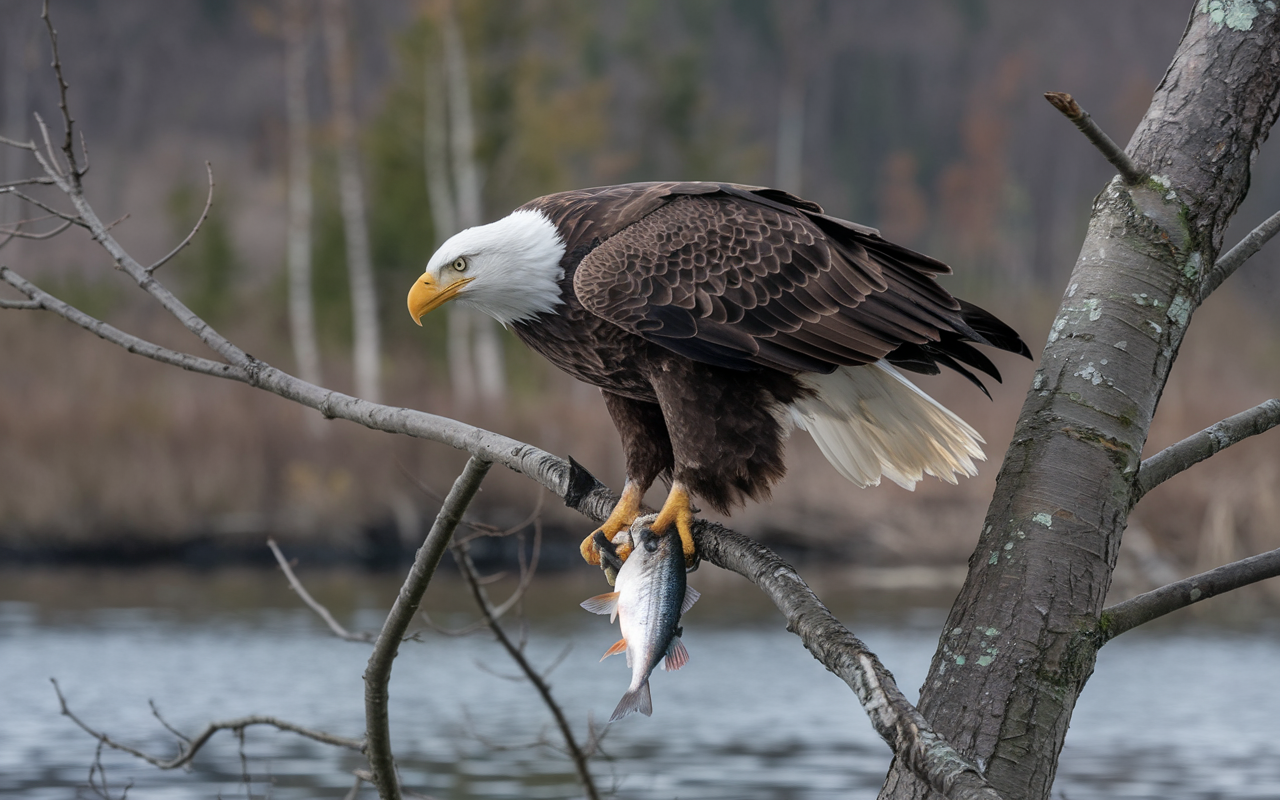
[790,361,986,490]
[426,209,567,326]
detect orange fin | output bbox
[600,637,628,661]
[663,636,689,672]
[581,592,620,622]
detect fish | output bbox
[581,523,700,721]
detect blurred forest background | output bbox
[2,0,1278,593]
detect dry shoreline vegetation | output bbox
[3,295,1279,596]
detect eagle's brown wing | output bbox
[572,184,1019,389]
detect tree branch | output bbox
[51,678,365,771]
[451,539,601,800]
[1133,399,1280,504]
[41,0,81,182]
[1199,207,1280,302]
[691,522,1005,800]
[1044,91,1145,185]
[363,456,492,800]
[268,538,377,643]
[145,161,214,274]
[1098,546,1280,643]
[0,266,248,381]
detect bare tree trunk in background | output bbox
[773,0,814,196]
[879,8,1280,800]
[440,0,505,408]
[421,19,477,407]
[322,0,382,404]
[283,0,323,404]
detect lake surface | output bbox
[1,568,1278,799]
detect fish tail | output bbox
[608,680,652,722]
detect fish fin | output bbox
[581,592,620,620]
[680,586,701,615]
[599,637,627,661]
[609,681,653,722]
[663,636,689,672]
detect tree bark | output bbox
[322,0,382,404]
[283,0,323,395]
[879,7,1280,800]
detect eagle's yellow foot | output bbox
[580,481,643,566]
[651,483,698,568]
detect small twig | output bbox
[0,267,247,380]
[1133,399,1280,504]
[148,699,192,745]
[1200,208,1280,302]
[343,774,364,800]
[51,678,364,771]
[0,176,55,189]
[0,134,36,150]
[0,218,74,242]
[364,457,493,800]
[268,539,376,643]
[42,0,81,181]
[6,187,80,224]
[0,296,41,310]
[452,541,600,800]
[146,162,214,274]
[1098,547,1280,643]
[1044,91,1145,185]
[33,111,63,178]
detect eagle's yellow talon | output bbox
[651,483,698,567]
[581,480,644,566]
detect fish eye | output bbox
[452,257,468,273]
[645,538,658,552]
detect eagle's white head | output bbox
[408,209,567,328]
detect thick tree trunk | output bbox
[880,7,1280,800]
[283,0,323,393]
[322,0,382,404]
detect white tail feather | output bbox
[791,361,985,490]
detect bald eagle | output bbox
[408,182,1029,566]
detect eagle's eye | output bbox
[451,257,468,273]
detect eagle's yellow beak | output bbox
[407,272,474,325]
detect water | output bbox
[1,569,1278,799]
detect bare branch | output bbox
[0,296,40,310]
[452,540,601,800]
[364,456,492,800]
[268,539,376,643]
[1098,547,1280,643]
[33,111,63,178]
[5,187,79,224]
[148,700,191,745]
[146,162,214,274]
[1044,92,1145,185]
[41,0,81,180]
[343,775,364,800]
[1133,399,1280,504]
[0,218,73,240]
[0,134,36,150]
[692,522,1005,800]
[0,267,247,380]
[52,678,364,772]
[1200,207,1280,302]
[0,176,54,189]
